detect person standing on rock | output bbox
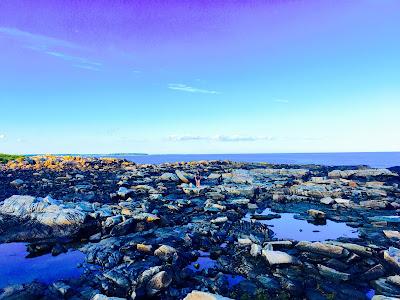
[195,172,202,188]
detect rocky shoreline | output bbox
[0,156,400,300]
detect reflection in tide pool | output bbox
[0,242,85,289]
[245,208,359,241]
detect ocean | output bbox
[109,152,400,168]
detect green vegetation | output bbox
[0,153,24,163]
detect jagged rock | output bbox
[384,247,400,269]
[317,264,350,281]
[146,271,172,295]
[175,170,190,183]
[154,245,177,262]
[250,244,262,257]
[296,241,347,258]
[307,209,326,220]
[92,294,126,300]
[183,291,234,300]
[383,231,400,239]
[262,250,298,265]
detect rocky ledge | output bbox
[0,156,400,300]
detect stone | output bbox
[238,238,252,246]
[10,179,24,187]
[137,244,152,253]
[320,197,335,205]
[146,271,172,295]
[384,231,400,239]
[317,264,350,281]
[154,245,177,262]
[369,216,400,224]
[160,172,179,182]
[307,209,326,220]
[296,241,347,258]
[175,170,190,183]
[183,291,234,300]
[262,250,297,265]
[92,294,126,300]
[384,247,400,269]
[211,216,228,224]
[250,244,262,257]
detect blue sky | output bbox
[0,0,399,154]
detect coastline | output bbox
[0,156,400,299]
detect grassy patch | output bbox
[0,153,24,163]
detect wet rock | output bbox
[383,230,400,239]
[320,197,335,205]
[307,209,326,220]
[384,247,400,269]
[317,264,350,281]
[296,241,348,258]
[92,294,126,300]
[52,281,70,296]
[211,217,228,224]
[175,170,190,183]
[154,245,177,262]
[10,179,24,187]
[146,271,172,295]
[250,243,262,257]
[183,290,233,300]
[262,250,298,265]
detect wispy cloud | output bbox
[0,27,101,71]
[168,83,220,94]
[167,134,273,142]
[0,134,5,140]
[273,98,289,103]
[0,27,81,50]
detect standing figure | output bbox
[195,172,202,188]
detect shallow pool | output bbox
[0,242,85,289]
[244,208,359,241]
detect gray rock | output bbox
[296,241,347,258]
[317,264,350,281]
[262,250,298,265]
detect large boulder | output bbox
[183,291,234,300]
[0,195,88,236]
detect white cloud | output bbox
[168,83,220,94]
[0,27,81,50]
[0,134,5,139]
[273,98,289,103]
[167,134,273,142]
[0,27,101,71]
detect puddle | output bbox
[224,274,246,288]
[0,242,85,289]
[244,208,359,241]
[188,251,216,271]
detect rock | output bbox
[238,238,252,246]
[327,242,373,257]
[334,198,351,205]
[160,172,179,182]
[183,291,234,300]
[372,296,400,300]
[52,281,70,296]
[104,270,130,288]
[384,231,400,239]
[384,247,400,269]
[296,241,347,258]
[154,245,177,262]
[250,244,262,257]
[230,198,250,205]
[317,264,350,281]
[10,179,24,187]
[92,294,126,300]
[262,250,298,265]
[320,197,335,205]
[146,271,172,295]
[360,264,386,281]
[175,170,190,183]
[117,187,133,198]
[369,216,400,224]
[387,275,400,288]
[360,200,388,209]
[328,169,397,179]
[137,244,152,253]
[0,195,87,232]
[211,216,228,224]
[251,213,281,220]
[307,209,326,220]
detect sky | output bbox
[0,0,399,154]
